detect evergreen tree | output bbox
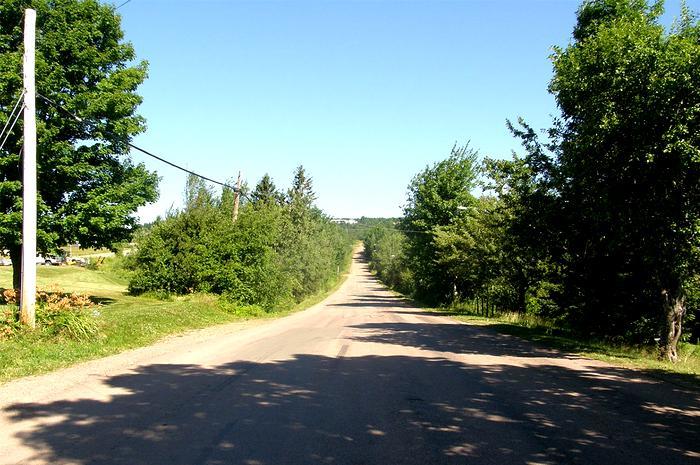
[251,174,281,206]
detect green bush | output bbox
[128,171,352,311]
[0,289,99,341]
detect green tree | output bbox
[287,165,316,212]
[550,0,700,360]
[400,144,479,303]
[0,0,158,289]
[130,167,352,309]
[482,119,564,315]
[184,174,214,211]
[363,224,410,292]
[251,173,282,206]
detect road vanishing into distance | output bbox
[1,249,698,465]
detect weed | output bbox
[0,287,99,341]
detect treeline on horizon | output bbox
[127,167,353,311]
[364,0,700,362]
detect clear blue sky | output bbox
[115,0,697,221]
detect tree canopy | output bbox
[251,173,282,207]
[549,0,700,360]
[0,0,158,288]
[365,0,700,361]
[129,170,351,308]
[400,144,479,303]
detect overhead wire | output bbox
[36,92,245,195]
[126,142,242,193]
[0,92,25,152]
[0,103,25,154]
[0,92,25,140]
[115,0,133,9]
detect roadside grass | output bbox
[441,306,700,386]
[0,255,353,384]
[0,265,127,300]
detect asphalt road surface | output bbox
[1,249,698,465]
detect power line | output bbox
[127,142,240,192]
[37,93,82,122]
[0,92,25,150]
[0,102,25,154]
[36,92,244,194]
[115,0,133,9]
[1,92,25,137]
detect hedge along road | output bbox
[0,249,698,465]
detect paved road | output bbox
[1,249,698,464]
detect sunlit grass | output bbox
[0,265,127,300]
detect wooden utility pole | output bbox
[232,171,241,223]
[20,8,37,328]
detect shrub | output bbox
[128,172,352,310]
[0,288,99,341]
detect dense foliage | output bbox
[128,169,352,310]
[398,144,480,303]
[0,0,158,289]
[362,219,412,293]
[365,0,700,361]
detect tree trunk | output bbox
[660,289,685,363]
[516,283,527,314]
[8,245,21,291]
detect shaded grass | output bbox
[442,307,700,386]
[0,254,354,384]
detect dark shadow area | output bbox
[330,296,414,309]
[349,318,700,390]
[350,321,568,359]
[352,294,405,301]
[6,353,699,465]
[376,302,700,390]
[391,310,474,318]
[89,296,118,306]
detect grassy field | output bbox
[0,258,352,384]
[59,246,114,257]
[0,265,127,299]
[444,308,700,387]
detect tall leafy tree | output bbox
[400,144,479,303]
[0,0,158,289]
[550,0,700,360]
[432,196,501,304]
[184,174,214,211]
[482,119,564,315]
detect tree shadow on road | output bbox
[330,296,414,309]
[349,321,569,359]
[5,351,699,465]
